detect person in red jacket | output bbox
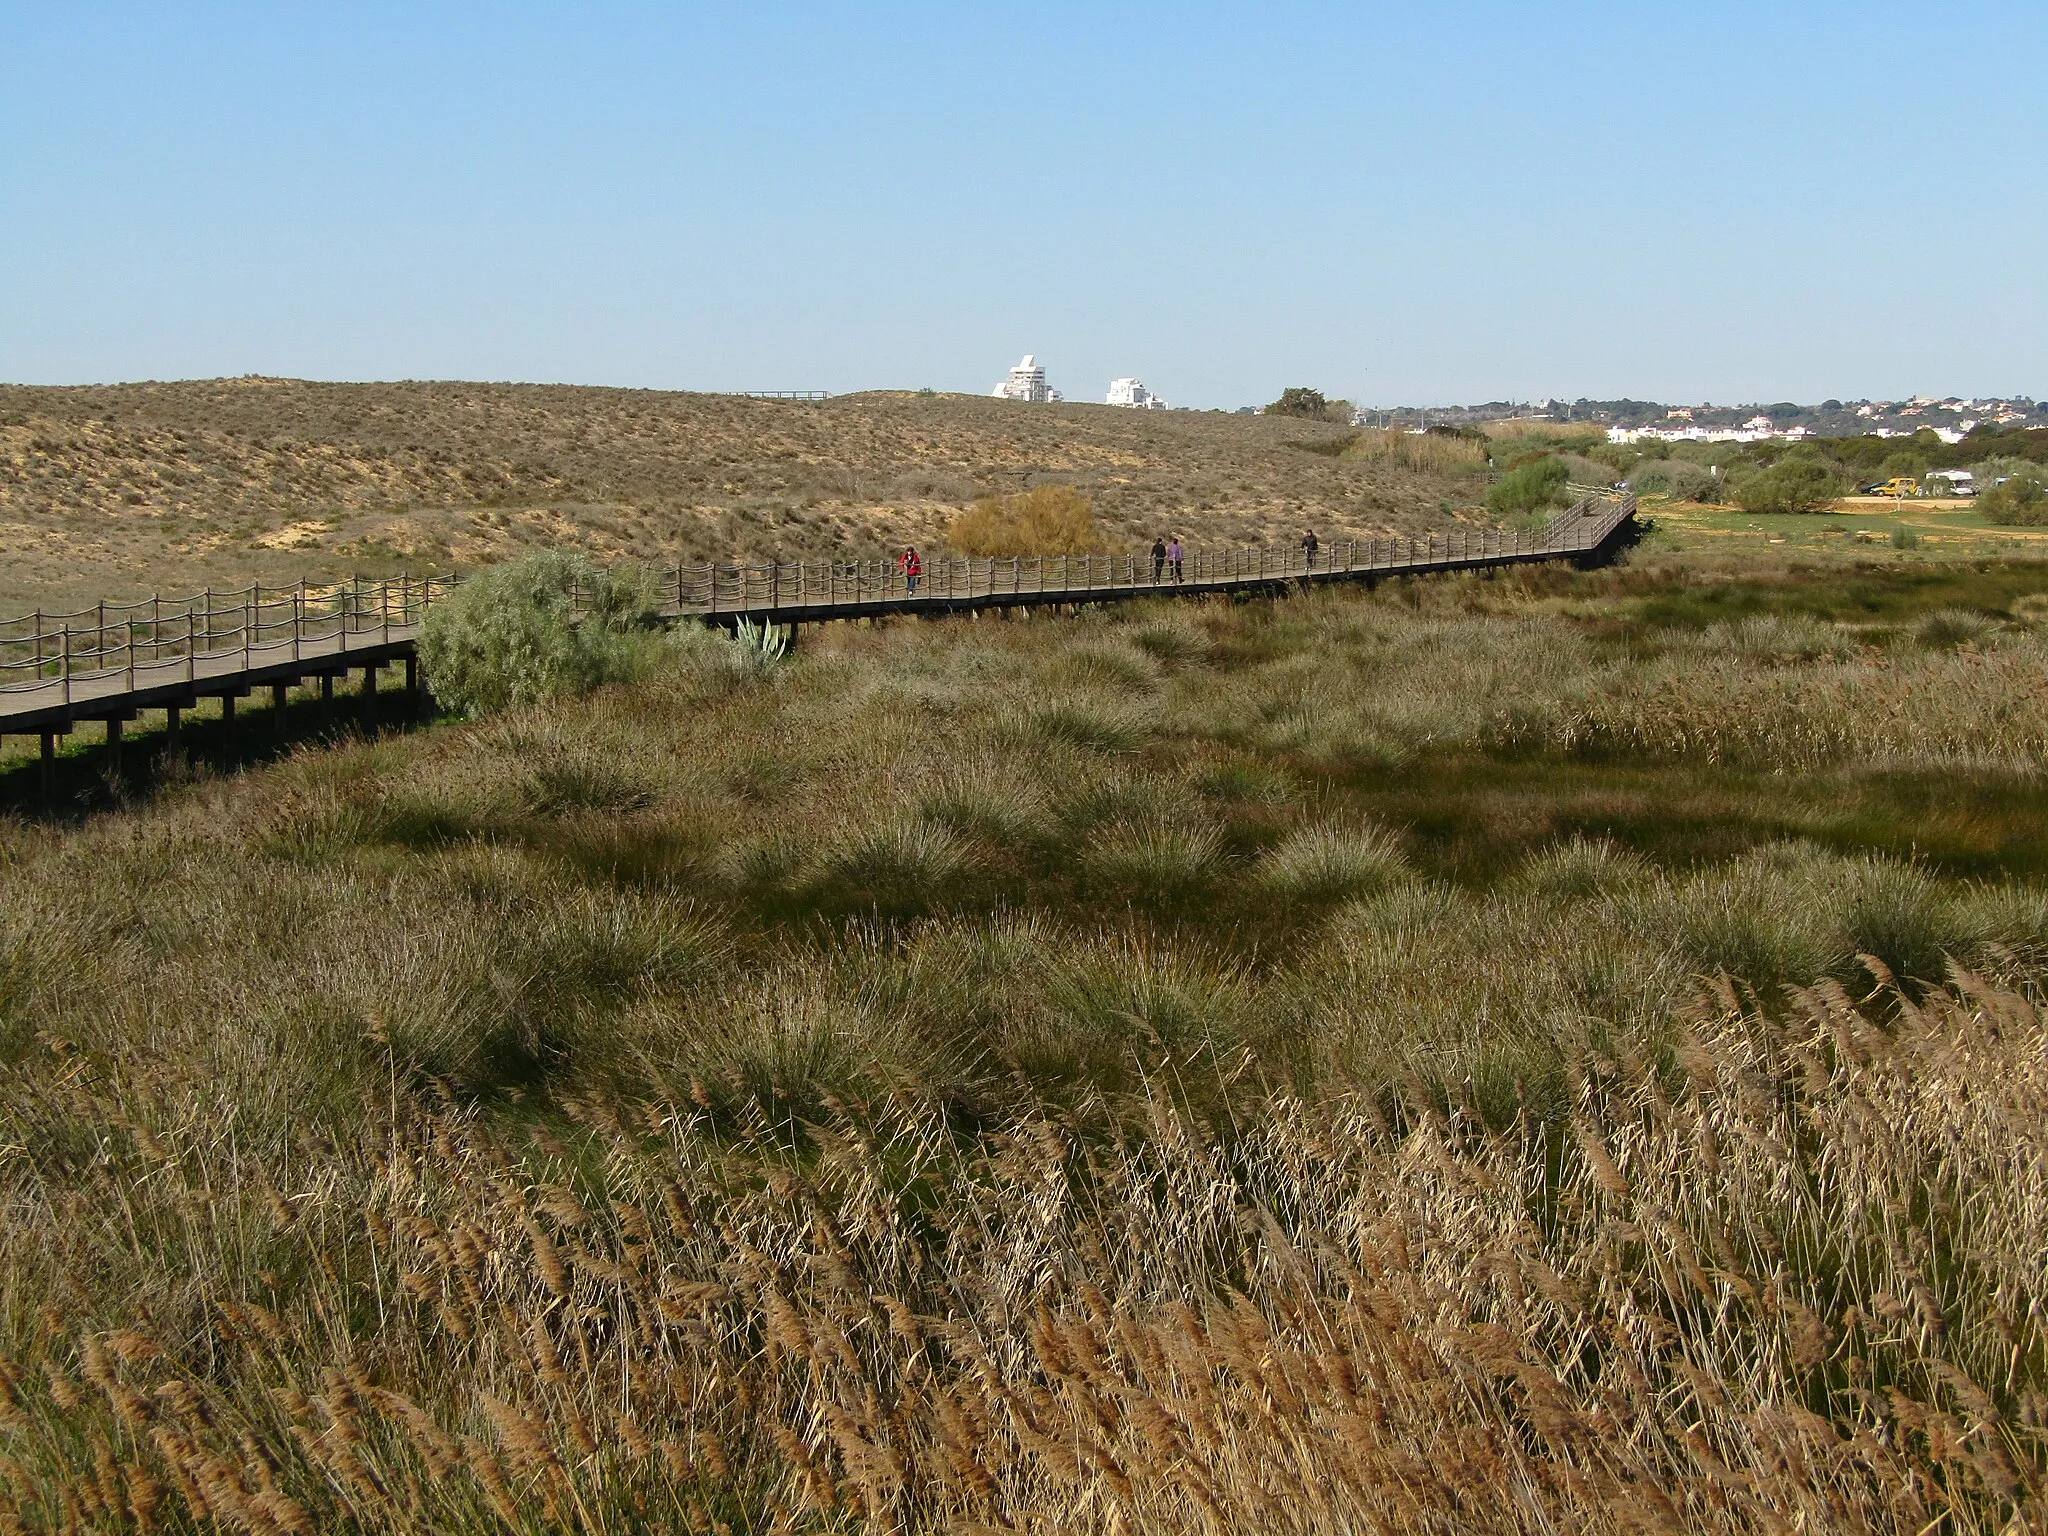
[899,545,922,597]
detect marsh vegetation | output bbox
[5,555,2048,1530]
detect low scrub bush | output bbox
[1731,454,1843,514]
[1264,386,1352,422]
[418,551,662,715]
[947,484,1100,556]
[1558,451,1613,485]
[1663,460,1721,502]
[1981,470,2048,525]
[1486,454,1569,517]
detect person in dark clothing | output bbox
[1151,537,1167,583]
[1302,529,1319,570]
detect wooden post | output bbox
[40,732,55,801]
[273,682,289,734]
[221,694,235,735]
[405,654,420,704]
[105,717,122,775]
[167,704,181,742]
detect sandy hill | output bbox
[0,378,1478,610]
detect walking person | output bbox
[1302,528,1319,570]
[1151,536,1167,584]
[899,544,922,597]
[1167,535,1185,584]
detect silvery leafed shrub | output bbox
[419,551,659,715]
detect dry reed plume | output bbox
[0,969,2041,1532]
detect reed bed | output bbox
[0,971,2042,1532]
[3,558,2048,1529]
[1341,427,1488,474]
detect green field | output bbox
[1647,493,2048,557]
[4,547,2048,1530]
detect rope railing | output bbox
[0,497,1633,711]
[659,494,1632,616]
[0,576,455,703]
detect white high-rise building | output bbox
[992,355,1061,403]
[1106,377,1170,410]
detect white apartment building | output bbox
[992,355,1062,403]
[1106,377,1170,409]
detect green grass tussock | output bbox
[1253,818,1409,902]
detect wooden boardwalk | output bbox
[1,495,1635,755]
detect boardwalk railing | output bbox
[0,577,454,710]
[660,494,1633,616]
[1,495,1634,731]
[671,507,1630,622]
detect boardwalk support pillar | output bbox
[105,718,122,776]
[404,655,420,704]
[273,683,289,734]
[40,732,55,801]
[221,694,235,733]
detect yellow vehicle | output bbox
[1865,477,1920,498]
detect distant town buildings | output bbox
[1609,418,1818,446]
[1350,395,2039,438]
[1105,377,1170,410]
[991,355,1062,403]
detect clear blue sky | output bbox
[3,3,2043,408]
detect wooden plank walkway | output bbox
[1,495,1635,743]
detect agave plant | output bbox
[732,617,793,666]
